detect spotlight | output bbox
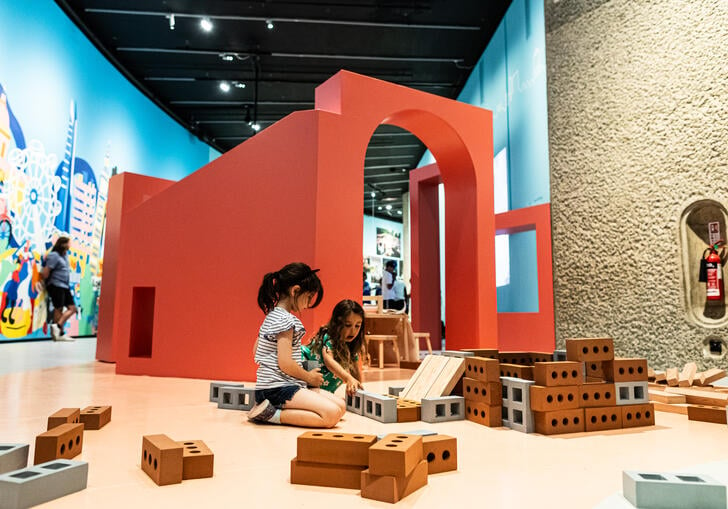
[200,17,213,32]
[220,53,234,62]
[266,19,274,30]
[397,210,402,215]
[370,191,376,198]
[251,123,261,131]
[233,82,246,89]
[385,204,392,211]
[401,168,407,172]
[219,81,231,92]
[167,14,175,30]
[378,206,383,211]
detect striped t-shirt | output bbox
[254,307,307,389]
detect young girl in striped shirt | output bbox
[247,262,346,427]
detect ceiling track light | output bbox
[219,81,231,92]
[233,81,246,89]
[200,17,213,32]
[266,19,274,30]
[166,13,175,30]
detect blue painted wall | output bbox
[0,1,213,341]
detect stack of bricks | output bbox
[462,356,502,427]
[361,434,428,503]
[141,434,214,485]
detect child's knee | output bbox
[322,406,342,428]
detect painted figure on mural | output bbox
[0,242,40,338]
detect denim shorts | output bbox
[255,384,302,408]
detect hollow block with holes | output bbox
[0,459,88,509]
[534,361,583,387]
[368,434,423,478]
[361,459,428,504]
[141,434,183,486]
[177,440,214,479]
[461,348,499,359]
[464,400,502,427]
[579,382,616,408]
[0,445,28,475]
[388,386,405,396]
[396,400,421,422]
[209,382,244,403]
[462,378,502,406]
[290,458,366,489]
[33,423,84,465]
[420,396,465,423]
[584,406,623,432]
[217,386,255,411]
[585,360,606,380]
[623,470,726,509]
[533,408,585,435]
[621,403,655,428]
[296,431,378,467]
[602,358,649,383]
[47,408,81,431]
[615,381,649,405]
[346,389,369,415]
[363,392,398,423]
[79,405,111,430]
[422,435,457,474]
[501,376,535,433]
[565,337,615,362]
[464,356,500,383]
[500,363,534,380]
[529,385,580,412]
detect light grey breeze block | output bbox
[302,359,320,371]
[615,381,649,406]
[388,386,405,397]
[623,470,726,509]
[0,445,29,475]
[346,389,368,415]
[209,381,244,403]
[0,459,88,509]
[501,376,535,433]
[362,392,398,423]
[553,350,567,361]
[421,396,465,423]
[217,385,256,411]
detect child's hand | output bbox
[307,368,324,387]
[345,376,363,395]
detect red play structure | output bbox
[97,71,504,380]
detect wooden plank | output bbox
[648,390,686,404]
[678,362,697,387]
[701,368,727,386]
[653,371,666,383]
[399,355,435,401]
[687,405,727,424]
[664,387,728,407]
[423,357,466,399]
[652,401,689,415]
[648,382,666,390]
[400,355,449,402]
[665,368,679,386]
[647,367,656,381]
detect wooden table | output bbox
[363,312,418,367]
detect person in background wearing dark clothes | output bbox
[40,236,76,341]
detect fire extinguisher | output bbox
[701,241,725,301]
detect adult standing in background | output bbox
[382,260,396,309]
[40,236,76,341]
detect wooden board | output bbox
[664,387,728,407]
[678,362,697,387]
[648,389,686,404]
[701,368,727,386]
[399,355,465,402]
[665,367,679,386]
[652,401,689,415]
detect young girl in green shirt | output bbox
[303,299,365,396]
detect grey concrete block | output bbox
[501,376,535,433]
[346,390,366,415]
[362,392,397,423]
[440,350,474,358]
[553,349,567,361]
[217,386,255,410]
[388,386,405,396]
[421,396,465,423]
[623,470,726,509]
[0,459,88,509]
[302,359,320,371]
[209,381,244,403]
[0,445,28,475]
[615,381,649,406]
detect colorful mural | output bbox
[0,83,109,340]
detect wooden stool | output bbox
[364,334,400,369]
[413,332,433,355]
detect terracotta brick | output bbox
[34,423,84,464]
[141,434,183,486]
[534,362,583,387]
[602,359,649,383]
[361,459,428,503]
[687,405,727,425]
[529,385,580,412]
[47,408,81,430]
[498,352,534,365]
[79,406,112,430]
[565,338,615,362]
[462,378,502,406]
[585,406,623,431]
[534,408,585,435]
[396,400,421,422]
[422,435,457,474]
[464,400,502,427]
[460,349,498,359]
[579,383,616,408]
[621,403,655,428]
[530,352,554,363]
[297,431,377,467]
[463,357,500,383]
[177,440,213,479]
[500,363,534,380]
[368,434,423,478]
[585,361,605,379]
[290,458,365,489]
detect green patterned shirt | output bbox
[301,334,358,393]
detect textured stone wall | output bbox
[545,0,728,369]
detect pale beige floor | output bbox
[2,339,728,508]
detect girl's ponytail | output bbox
[257,272,279,314]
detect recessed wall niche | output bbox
[680,199,727,327]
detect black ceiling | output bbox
[55,0,511,222]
